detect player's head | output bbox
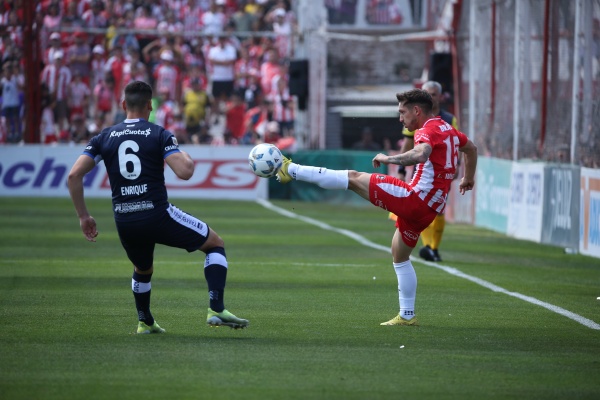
[396,89,433,131]
[421,81,442,108]
[123,80,153,114]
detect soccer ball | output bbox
[248,143,283,178]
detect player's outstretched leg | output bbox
[276,156,349,190]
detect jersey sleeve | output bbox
[160,128,181,159]
[82,132,103,164]
[457,130,469,147]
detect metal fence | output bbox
[316,0,599,165]
[457,0,600,167]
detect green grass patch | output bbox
[0,198,599,400]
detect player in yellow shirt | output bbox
[389,81,459,262]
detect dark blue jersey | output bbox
[83,118,180,221]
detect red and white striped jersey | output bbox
[410,117,469,213]
[270,87,294,123]
[41,64,72,100]
[154,63,179,100]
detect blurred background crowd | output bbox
[0,0,298,149]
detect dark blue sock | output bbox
[204,247,227,313]
[132,271,154,326]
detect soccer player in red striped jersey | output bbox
[276,89,478,326]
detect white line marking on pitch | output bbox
[257,199,600,330]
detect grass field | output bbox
[1,197,599,400]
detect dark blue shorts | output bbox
[115,204,210,270]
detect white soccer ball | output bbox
[248,143,283,178]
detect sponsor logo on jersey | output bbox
[403,230,418,241]
[114,201,154,213]
[109,128,152,138]
[164,145,178,152]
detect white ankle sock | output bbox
[288,163,348,189]
[394,260,417,320]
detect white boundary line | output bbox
[257,199,600,330]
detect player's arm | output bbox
[68,155,98,242]
[373,142,432,168]
[165,151,195,180]
[396,129,415,179]
[458,139,478,194]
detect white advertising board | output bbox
[580,167,600,257]
[0,145,267,200]
[506,162,545,242]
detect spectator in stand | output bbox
[154,87,177,132]
[157,10,184,37]
[93,73,116,129]
[270,71,294,138]
[207,35,237,124]
[40,50,71,139]
[154,49,179,104]
[82,0,108,31]
[90,44,106,88]
[234,43,260,107]
[184,39,208,80]
[40,83,57,144]
[202,0,227,36]
[263,120,280,145]
[67,31,91,85]
[105,44,125,101]
[191,121,214,145]
[69,113,92,144]
[241,98,271,145]
[171,112,189,144]
[180,0,205,40]
[182,76,211,137]
[123,47,148,86]
[267,3,294,61]
[62,1,85,28]
[44,32,64,66]
[352,126,381,151]
[224,91,246,144]
[67,71,91,124]
[259,47,280,99]
[133,4,158,49]
[1,61,22,143]
[82,2,108,46]
[232,3,258,34]
[108,9,140,56]
[42,3,61,32]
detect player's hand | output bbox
[80,216,98,242]
[372,153,388,168]
[459,177,474,195]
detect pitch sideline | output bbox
[257,199,600,330]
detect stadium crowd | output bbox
[0,0,298,150]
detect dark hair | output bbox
[396,89,433,113]
[124,81,153,110]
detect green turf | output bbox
[1,197,599,400]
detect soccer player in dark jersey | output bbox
[68,80,248,333]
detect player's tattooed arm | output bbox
[372,143,432,168]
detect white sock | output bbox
[394,260,417,320]
[288,163,348,189]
